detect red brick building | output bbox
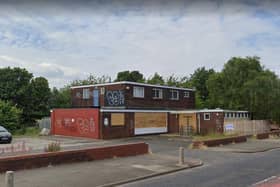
[51,81,249,139]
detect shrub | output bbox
[44,141,61,152]
[0,100,22,132]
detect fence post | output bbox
[179,147,184,165]
[5,171,14,187]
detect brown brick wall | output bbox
[100,112,134,139]
[0,142,148,173]
[71,83,195,110]
[198,112,224,135]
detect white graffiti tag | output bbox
[106,90,125,106]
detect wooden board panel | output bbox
[179,113,197,131]
[111,113,125,126]
[135,113,167,128]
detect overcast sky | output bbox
[0,0,279,88]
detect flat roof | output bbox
[70,81,195,91]
[100,108,249,113]
[170,109,249,114]
[100,109,172,113]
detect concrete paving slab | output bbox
[0,153,202,187]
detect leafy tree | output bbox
[147,72,165,85]
[207,56,263,109]
[71,74,111,86]
[50,87,71,109]
[115,70,145,82]
[166,74,180,87]
[207,56,280,122]
[0,67,33,107]
[0,100,22,132]
[206,72,225,108]
[188,67,215,108]
[0,67,52,126]
[29,77,51,117]
[242,71,280,121]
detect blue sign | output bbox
[225,124,234,130]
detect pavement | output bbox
[207,138,280,153]
[0,152,202,187]
[1,134,280,186]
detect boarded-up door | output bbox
[51,108,99,139]
[134,113,167,135]
[179,114,197,134]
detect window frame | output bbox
[82,88,90,99]
[169,90,179,100]
[204,113,211,120]
[183,91,190,98]
[133,86,145,98]
[152,88,163,99]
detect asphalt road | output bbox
[122,137,280,187]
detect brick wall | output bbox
[0,142,148,173]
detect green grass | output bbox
[193,133,239,141]
[14,127,40,137]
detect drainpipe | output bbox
[197,113,201,134]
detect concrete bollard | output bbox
[179,147,184,165]
[5,171,14,187]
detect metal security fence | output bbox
[38,117,51,129]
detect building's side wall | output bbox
[71,84,127,108]
[198,112,224,135]
[125,84,195,109]
[71,87,93,108]
[51,108,100,139]
[100,111,172,139]
[100,112,134,139]
[71,83,195,110]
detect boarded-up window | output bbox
[111,113,125,126]
[135,113,167,128]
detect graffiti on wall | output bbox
[52,109,99,139]
[105,90,125,106]
[56,117,96,135]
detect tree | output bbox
[188,67,215,108]
[71,74,111,86]
[0,67,33,107]
[0,67,52,126]
[115,70,145,82]
[166,74,180,87]
[207,56,263,109]
[0,100,22,132]
[206,56,280,123]
[28,77,51,117]
[147,73,165,85]
[242,71,280,121]
[206,72,225,108]
[50,87,71,109]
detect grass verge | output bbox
[14,127,40,137]
[193,133,239,141]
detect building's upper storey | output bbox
[70,81,195,110]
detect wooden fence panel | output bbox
[224,119,270,135]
